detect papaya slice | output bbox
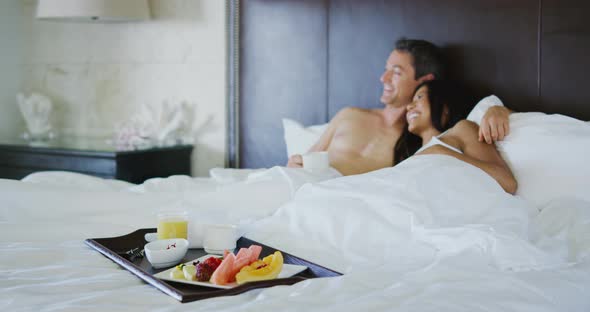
[235,251,283,284]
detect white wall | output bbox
[12,0,226,176]
[0,0,24,139]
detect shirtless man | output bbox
[287,38,510,176]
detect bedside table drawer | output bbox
[0,144,193,183]
[0,150,116,175]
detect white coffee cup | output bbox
[203,224,238,255]
[302,151,330,171]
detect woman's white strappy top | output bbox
[417,134,463,154]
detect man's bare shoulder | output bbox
[335,106,381,118]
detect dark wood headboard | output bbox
[227,0,590,169]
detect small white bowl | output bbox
[144,238,188,269]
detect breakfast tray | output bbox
[85,228,342,303]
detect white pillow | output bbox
[496,112,590,208]
[282,118,328,157]
[467,94,504,124]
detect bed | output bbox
[2,0,590,311]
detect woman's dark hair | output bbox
[393,79,473,165]
[394,129,422,165]
[417,79,471,132]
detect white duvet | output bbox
[1,156,590,311]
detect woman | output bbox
[406,80,517,194]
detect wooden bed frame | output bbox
[227,0,590,169]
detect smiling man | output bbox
[287,38,509,176]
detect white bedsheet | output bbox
[17,166,341,235]
[1,157,589,311]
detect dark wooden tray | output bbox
[85,228,342,303]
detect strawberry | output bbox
[203,256,222,271]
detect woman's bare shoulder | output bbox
[449,120,479,139]
[453,120,478,132]
[441,120,479,149]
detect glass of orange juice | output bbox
[157,211,188,240]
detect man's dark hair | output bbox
[395,38,445,80]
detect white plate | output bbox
[154,254,308,289]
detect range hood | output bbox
[36,0,150,23]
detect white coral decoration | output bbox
[17,92,54,139]
[114,100,196,151]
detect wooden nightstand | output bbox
[0,138,193,184]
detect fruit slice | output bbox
[247,245,262,263]
[209,253,236,285]
[169,264,185,279]
[235,251,283,284]
[182,264,197,281]
[234,248,252,268]
[230,248,252,282]
[209,244,265,285]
